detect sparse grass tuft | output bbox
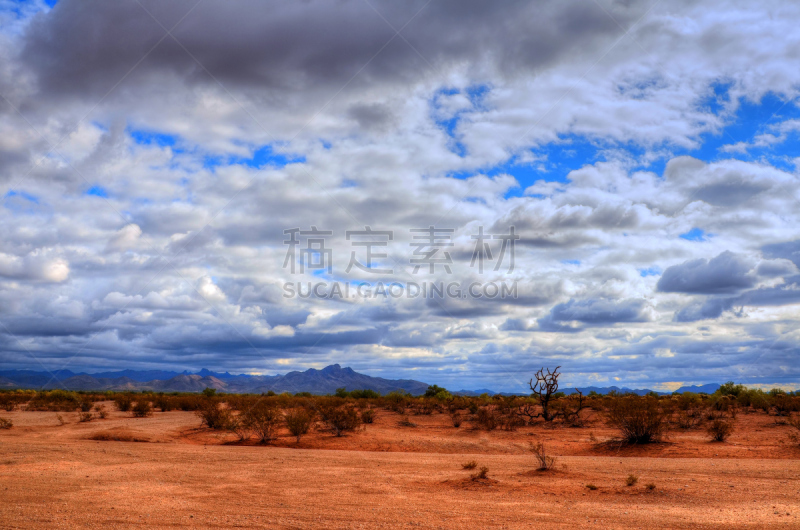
[586,484,598,490]
[79,411,94,422]
[398,416,417,427]
[0,417,12,429]
[530,442,557,471]
[471,466,489,480]
[462,460,477,470]
[645,483,656,491]
[625,474,639,487]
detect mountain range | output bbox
[0,365,721,396]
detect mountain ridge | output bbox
[0,367,723,396]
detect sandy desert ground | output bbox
[1,403,799,529]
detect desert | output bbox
[2,386,799,529]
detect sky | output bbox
[1,0,800,392]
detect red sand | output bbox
[1,403,799,528]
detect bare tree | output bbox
[516,366,585,423]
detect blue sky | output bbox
[1,0,800,391]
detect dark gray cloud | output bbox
[21,0,642,101]
[657,251,756,294]
[762,239,800,268]
[537,297,653,331]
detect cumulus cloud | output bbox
[1,1,800,389]
[658,251,757,294]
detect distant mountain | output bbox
[0,364,429,395]
[458,384,723,397]
[0,366,722,396]
[672,383,720,394]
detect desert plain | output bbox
[1,403,799,529]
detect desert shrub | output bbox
[530,442,557,470]
[0,394,16,412]
[244,402,282,443]
[450,411,463,428]
[788,416,800,445]
[748,391,771,413]
[79,401,93,412]
[317,400,360,436]
[710,395,738,418]
[471,466,489,480]
[606,396,669,444]
[226,415,251,442]
[772,394,799,416]
[175,395,204,411]
[384,391,410,414]
[397,415,417,427]
[0,417,12,429]
[132,400,153,418]
[462,460,477,470]
[79,411,93,422]
[348,389,381,399]
[474,407,498,430]
[196,400,232,430]
[625,474,639,486]
[94,404,107,419]
[360,408,375,424]
[412,399,436,415]
[707,419,734,441]
[645,483,656,491]
[285,408,313,442]
[673,393,704,429]
[467,401,479,415]
[586,484,598,490]
[114,395,133,412]
[717,381,746,398]
[153,395,174,412]
[90,431,149,442]
[55,413,65,426]
[27,390,81,411]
